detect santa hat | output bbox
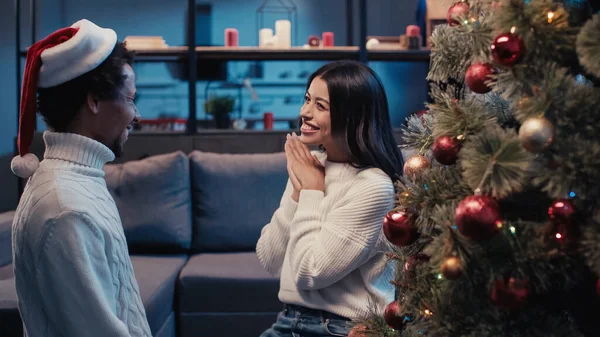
[11,19,117,178]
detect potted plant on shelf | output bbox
[204,95,235,129]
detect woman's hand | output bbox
[285,140,302,202]
[285,133,325,194]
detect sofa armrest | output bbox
[0,211,15,267]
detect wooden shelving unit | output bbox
[15,0,431,135]
[129,46,430,62]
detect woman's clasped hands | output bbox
[285,132,325,202]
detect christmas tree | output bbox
[352,0,600,336]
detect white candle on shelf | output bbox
[275,20,291,48]
[259,28,273,47]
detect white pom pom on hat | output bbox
[11,153,40,179]
[12,19,117,178]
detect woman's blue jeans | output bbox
[260,304,352,337]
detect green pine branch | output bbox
[429,94,498,139]
[458,125,536,199]
[399,114,434,153]
[534,134,600,201]
[576,14,600,78]
[428,22,493,85]
[580,210,600,275]
[398,167,472,234]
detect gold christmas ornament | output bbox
[399,190,411,204]
[403,155,431,179]
[519,116,554,152]
[441,256,463,280]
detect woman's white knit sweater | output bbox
[256,152,397,320]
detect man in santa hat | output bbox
[11,19,152,337]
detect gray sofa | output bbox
[0,149,290,337]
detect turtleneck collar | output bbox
[39,131,115,176]
[314,151,362,178]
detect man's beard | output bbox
[109,138,123,158]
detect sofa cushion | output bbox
[0,256,187,337]
[104,151,192,253]
[0,211,15,267]
[178,252,281,313]
[130,255,187,335]
[189,151,287,252]
[0,265,22,337]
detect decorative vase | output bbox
[215,113,231,129]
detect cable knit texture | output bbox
[11,131,152,337]
[256,151,397,320]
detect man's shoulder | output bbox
[19,173,103,224]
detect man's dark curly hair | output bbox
[37,42,135,132]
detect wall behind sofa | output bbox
[0,0,428,211]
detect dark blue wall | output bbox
[0,0,429,211]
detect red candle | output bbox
[225,28,239,47]
[322,32,334,47]
[263,112,274,130]
[406,25,420,37]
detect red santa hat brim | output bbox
[11,19,117,178]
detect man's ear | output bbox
[86,93,100,114]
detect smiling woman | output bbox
[257,60,404,337]
[298,77,331,147]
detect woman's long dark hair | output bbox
[304,60,404,180]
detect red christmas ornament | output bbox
[466,62,495,94]
[383,210,419,247]
[491,33,525,66]
[432,136,462,165]
[447,1,470,26]
[548,199,576,223]
[490,277,530,310]
[384,301,406,330]
[455,195,502,241]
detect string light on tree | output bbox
[491,31,526,66]
[547,11,555,23]
[519,116,555,153]
[544,221,576,249]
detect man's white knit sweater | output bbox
[256,151,397,320]
[12,131,152,337]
